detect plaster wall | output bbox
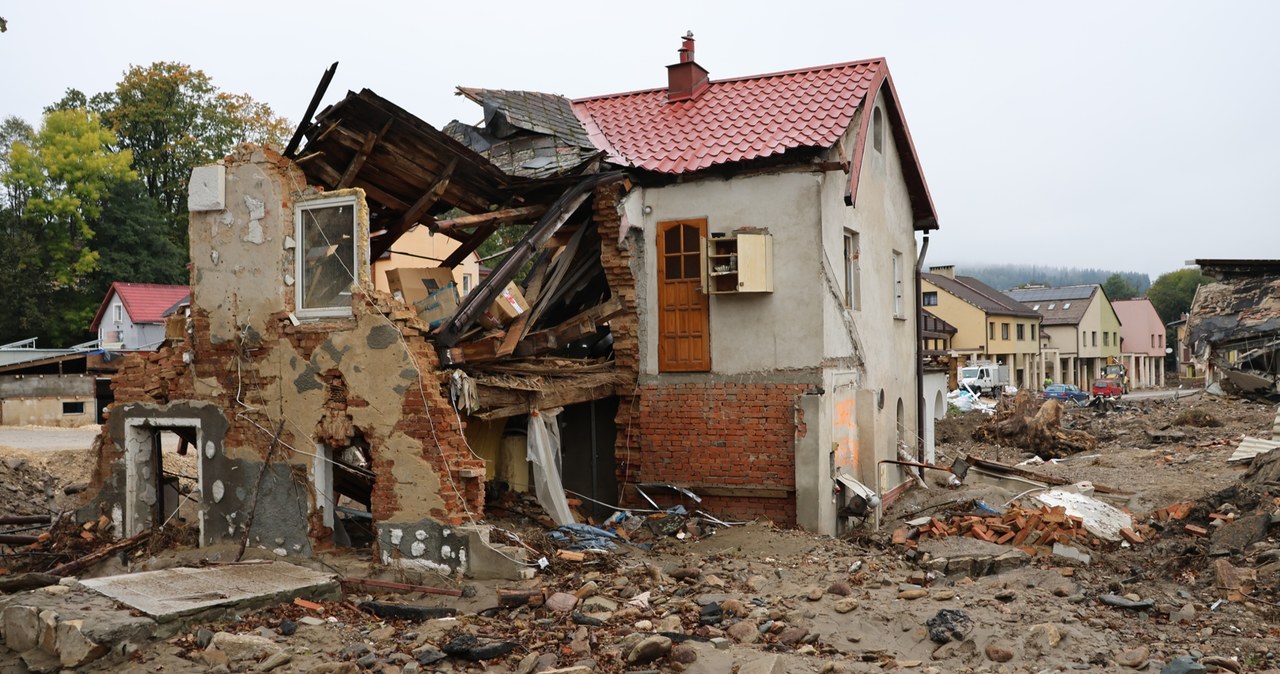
[85,147,486,574]
[921,280,987,351]
[624,171,824,375]
[0,374,95,427]
[817,93,920,498]
[1077,293,1122,360]
[1114,299,1167,357]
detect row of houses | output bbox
[920,267,1168,391]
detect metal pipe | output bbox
[914,233,930,472]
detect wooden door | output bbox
[657,219,711,372]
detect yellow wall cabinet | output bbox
[704,229,774,294]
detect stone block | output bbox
[1,605,39,652]
[56,619,108,668]
[37,609,58,655]
[208,632,280,661]
[738,654,785,674]
[188,164,226,212]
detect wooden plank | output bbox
[440,223,496,269]
[495,314,531,358]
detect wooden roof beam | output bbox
[435,205,548,234]
[370,156,458,260]
[337,118,393,188]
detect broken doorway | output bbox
[313,438,375,549]
[123,418,203,544]
[558,397,619,521]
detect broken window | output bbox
[892,251,904,318]
[873,107,884,153]
[295,195,359,319]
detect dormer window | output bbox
[1047,303,1056,310]
[1032,304,1040,311]
[1063,302,1071,309]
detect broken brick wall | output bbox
[82,145,483,573]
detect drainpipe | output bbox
[915,233,930,469]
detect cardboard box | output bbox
[386,267,456,306]
[415,283,460,329]
[487,282,529,325]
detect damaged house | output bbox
[78,36,939,575]
[1187,259,1280,399]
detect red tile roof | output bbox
[90,282,190,331]
[570,57,938,230]
[572,59,883,174]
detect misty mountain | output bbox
[949,264,1151,295]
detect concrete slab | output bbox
[80,561,338,623]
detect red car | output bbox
[1091,379,1123,398]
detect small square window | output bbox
[296,195,360,319]
[922,291,938,307]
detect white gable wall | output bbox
[817,94,923,530]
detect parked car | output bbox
[1042,384,1089,405]
[1091,378,1123,398]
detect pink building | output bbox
[1112,298,1167,388]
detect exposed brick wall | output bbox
[631,381,807,527]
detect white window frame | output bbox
[112,303,123,323]
[295,195,360,320]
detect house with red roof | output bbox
[562,37,938,533]
[90,282,190,351]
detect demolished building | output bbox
[78,36,940,575]
[1188,259,1280,400]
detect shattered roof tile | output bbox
[456,87,594,148]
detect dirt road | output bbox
[0,426,99,453]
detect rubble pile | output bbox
[972,390,1097,458]
[895,502,1142,553]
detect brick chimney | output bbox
[667,32,710,103]
[929,265,956,279]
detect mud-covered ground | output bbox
[2,393,1279,673]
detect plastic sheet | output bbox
[526,408,575,526]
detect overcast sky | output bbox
[2,1,1276,281]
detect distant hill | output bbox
[952,265,1151,295]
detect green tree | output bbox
[0,109,136,345]
[94,62,291,245]
[1146,268,1211,324]
[1102,273,1138,301]
[4,109,135,284]
[88,180,187,294]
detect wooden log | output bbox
[0,515,52,526]
[340,577,464,597]
[47,529,151,577]
[358,601,457,621]
[0,534,39,545]
[0,572,61,594]
[497,588,544,608]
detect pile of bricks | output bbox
[894,503,1146,555]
